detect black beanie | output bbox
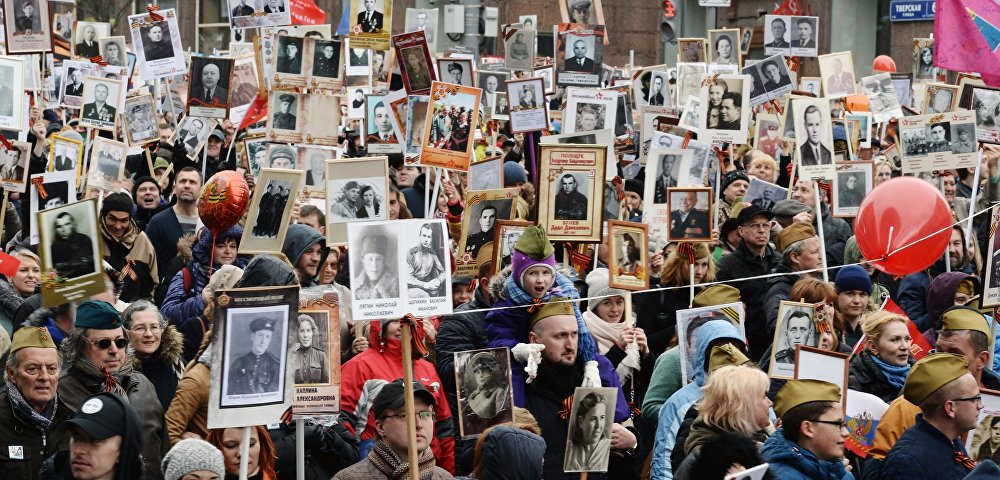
[131,175,160,199]
[100,192,135,217]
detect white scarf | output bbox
[582,309,642,383]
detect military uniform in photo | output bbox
[669,206,710,239]
[554,188,588,220]
[273,94,297,130]
[357,6,384,32]
[228,317,281,395]
[291,343,329,384]
[51,225,95,279]
[83,101,117,124]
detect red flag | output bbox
[0,250,19,277]
[290,0,325,25]
[237,93,268,132]
[883,299,932,360]
[773,0,802,15]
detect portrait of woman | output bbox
[565,391,613,471]
[356,183,381,218]
[290,314,329,384]
[712,34,735,65]
[617,232,641,274]
[916,46,935,79]
[519,84,537,109]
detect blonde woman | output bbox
[848,311,913,403]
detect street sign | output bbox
[889,0,935,22]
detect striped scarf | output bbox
[369,439,437,480]
[504,272,597,364]
[5,376,57,431]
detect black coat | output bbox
[270,421,359,480]
[0,392,73,479]
[848,351,910,404]
[716,241,781,361]
[634,287,693,357]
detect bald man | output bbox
[195,62,228,104]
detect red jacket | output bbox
[339,329,455,473]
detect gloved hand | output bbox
[512,343,545,383]
[582,360,600,387]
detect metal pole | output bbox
[295,418,305,480]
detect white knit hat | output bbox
[162,439,226,480]
[585,268,627,311]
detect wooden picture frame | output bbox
[239,167,306,254]
[490,220,533,277]
[607,220,649,291]
[456,188,518,277]
[453,347,515,437]
[922,82,958,115]
[537,144,607,242]
[794,345,850,406]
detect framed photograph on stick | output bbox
[86,137,127,193]
[420,81,482,170]
[0,141,31,193]
[769,300,820,379]
[491,220,533,276]
[832,162,873,218]
[563,387,618,473]
[3,0,51,53]
[505,77,547,133]
[349,0,392,50]
[293,291,342,415]
[676,302,746,385]
[128,8,185,80]
[456,188,518,277]
[38,199,105,307]
[239,168,305,254]
[556,23,605,88]
[537,144,607,242]
[0,56,25,129]
[607,220,649,291]
[454,347,514,437]
[468,156,503,191]
[187,55,234,119]
[794,345,849,405]
[792,96,836,181]
[122,94,158,146]
[393,31,435,95]
[966,389,1000,462]
[982,205,1000,308]
[79,76,122,132]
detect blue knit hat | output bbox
[835,265,871,294]
[503,161,527,186]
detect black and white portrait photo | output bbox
[647,72,668,107]
[462,199,512,258]
[647,150,683,204]
[98,37,127,67]
[861,72,903,123]
[0,141,29,191]
[572,103,606,132]
[404,8,437,44]
[699,74,750,143]
[312,39,341,78]
[74,22,109,59]
[400,45,432,92]
[973,87,1000,143]
[41,202,100,280]
[87,137,127,192]
[189,57,233,108]
[404,221,448,298]
[477,71,508,110]
[553,172,590,221]
[832,164,871,217]
[271,92,300,131]
[123,95,157,145]
[239,169,305,253]
[819,52,857,99]
[745,54,793,105]
[769,301,818,378]
[455,348,514,436]
[793,97,835,178]
[506,78,547,132]
[354,0,386,33]
[667,188,712,242]
[708,29,739,66]
[563,34,597,73]
[491,92,510,119]
[79,77,121,131]
[275,35,305,74]
[62,66,85,100]
[439,59,473,87]
[743,177,787,211]
[790,16,819,57]
[222,306,289,406]
[924,84,957,114]
[347,45,371,78]
[50,137,80,173]
[4,0,51,53]
[252,179,292,239]
[351,225,400,301]
[563,387,618,473]
[504,29,534,71]
[139,21,174,62]
[764,15,790,56]
[468,158,501,191]
[173,116,213,158]
[327,177,386,222]
[302,149,328,187]
[290,312,330,385]
[0,58,22,126]
[952,123,977,153]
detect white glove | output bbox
[582,360,601,388]
[512,343,545,383]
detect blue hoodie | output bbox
[649,319,745,480]
[761,428,852,480]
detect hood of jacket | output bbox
[175,232,198,267]
[234,254,298,289]
[281,224,328,284]
[761,428,850,480]
[477,426,546,479]
[926,272,978,328]
[693,319,746,386]
[130,323,184,369]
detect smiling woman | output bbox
[123,300,187,411]
[0,247,40,334]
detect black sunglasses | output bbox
[87,337,128,350]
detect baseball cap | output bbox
[372,379,436,419]
[66,392,130,440]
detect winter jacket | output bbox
[162,226,246,325]
[475,426,546,480]
[847,351,911,404]
[815,202,852,267]
[402,173,430,219]
[281,224,328,286]
[760,428,852,480]
[339,334,456,473]
[649,319,746,480]
[0,277,30,335]
[923,272,979,343]
[879,415,974,479]
[641,347,683,428]
[101,218,159,301]
[58,365,165,479]
[270,420,359,480]
[332,455,454,480]
[0,391,72,479]
[898,240,974,333]
[134,198,169,231]
[131,324,185,410]
[716,240,781,360]
[17,307,69,346]
[634,287,692,357]
[165,358,210,446]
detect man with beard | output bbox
[553,173,588,220]
[354,234,400,299]
[146,167,202,274]
[99,192,159,301]
[407,223,446,297]
[464,205,497,258]
[228,317,282,394]
[50,212,95,279]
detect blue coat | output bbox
[649,319,746,480]
[760,428,853,480]
[879,415,974,479]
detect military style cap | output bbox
[707,343,751,373]
[515,225,555,260]
[270,145,295,162]
[361,234,388,257]
[10,327,57,354]
[940,306,992,339]
[75,300,124,330]
[692,285,741,308]
[475,242,494,270]
[774,379,842,418]
[249,317,276,333]
[771,199,812,217]
[903,353,969,406]
[279,93,295,103]
[776,222,817,253]
[528,297,575,327]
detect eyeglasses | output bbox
[384,410,436,422]
[740,223,770,231]
[86,337,128,350]
[130,325,161,335]
[811,418,848,430]
[951,395,983,406]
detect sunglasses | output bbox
[87,337,128,350]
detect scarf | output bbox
[369,439,437,480]
[5,376,57,431]
[533,358,585,399]
[504,272,598,365]
[74,355,136,399]
[869,353,911,389]
[582,309,641,383]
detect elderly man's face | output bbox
[149,26,162,42]
[364,0,374,11]
[680,192,696,212]
[797,22,812,42]
[485,76,498,92]
[71,70,82,84]
[94,85,108,102]
[561,176,576,194]
[479,208,496,232]
[573,40,587,59]
[202,64,220,88]
[9,346,59,411]
[84,328,126,372]
[84,26,95,40]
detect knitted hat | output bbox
[100,192,134,217]
[776,222,816,253]
[585,268,626,312]
[719,170,749,197]
[624,179,643,198]
[75,300,123,330]
[162,439,225,480]
[903,353,969,405]
[503,161,527,186]
[834,265,871,294]
[512,225,556,289]
[131,176,161,200]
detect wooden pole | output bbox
[238,426,251,480]
[0,192,9,241]
[401,321,420,480]
[812,180,829,283]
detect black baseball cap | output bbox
[735,204,774,225]
[66,392,131,440]
[373,379,436,419]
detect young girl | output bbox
[485,225,603,405]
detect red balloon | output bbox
[873,55,897,73]
[199,170,250,235]
[855,177,952,276]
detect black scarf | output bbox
[532,358,584,399]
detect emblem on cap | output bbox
[81,398,104,414]
[38,327,49,342]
